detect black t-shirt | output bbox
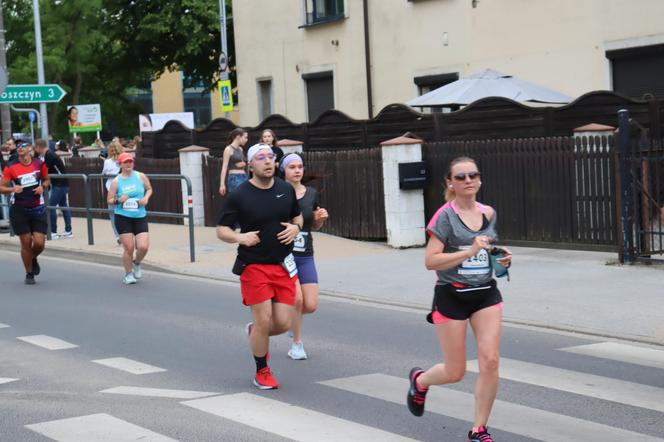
[219,178,301,264]
[293,186,319,256]
[43,151,68,186]
[272,146,285,166]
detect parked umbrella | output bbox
[407,69,573,107]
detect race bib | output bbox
[19,173,38,187]
[458,246,490,275]
[122,198,139,211]
[293,232,308,253]
[281,253,298,278]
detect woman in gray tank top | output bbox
[406,156,512,442]
[219,128,249,196]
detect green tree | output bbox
[4,0,234,140]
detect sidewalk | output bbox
[1,217,662,345]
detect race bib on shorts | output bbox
[122,198,139,211]
[293,232,308,253]
[281,253,298,278]
[458,246,490,275]
[19,173,38,187]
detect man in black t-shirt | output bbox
[217,143,303,390]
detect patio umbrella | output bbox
[407,69,573,107]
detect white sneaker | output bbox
[288,341,307,360]
[60,231,73,238]
[123,273,137,285]
[132,262,143,279]
[50,233,60,240]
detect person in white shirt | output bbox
[102,140,124,244]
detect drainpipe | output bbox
[363,0,374,118]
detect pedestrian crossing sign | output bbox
[218,80,234,112]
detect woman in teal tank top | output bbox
[106,153,153,285]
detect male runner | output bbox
[217,143,303,390]
[0,141,50,284]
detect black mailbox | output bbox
[398,161,427,190]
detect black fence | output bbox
[142,91,664,158]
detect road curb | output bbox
[1,240,662,347]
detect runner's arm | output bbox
[0,177,16,194]
[106,179,119,204]
[139,173,153,206]
[217,226,260,247]
[425,234,488,271]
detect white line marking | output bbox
[25,413,176,441]
[560,342,664,370]
[101,386,219,399]
[467,358,664,413]
[0,378,18,385]
[92,357,166,375]
[17,335,78,350]
[319,373,663,442]
[0,323,10,328]
[182,392,416,441]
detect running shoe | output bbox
[132,262,143,279]
[25,273,35,285]
[31,257,40,276]
[253,366,279,390]
[407,367,428,417]
[50,233,60,240]
[123,273,137,285]
[468,426,494,442]
[60,231,73,239]
[287,341,308,360]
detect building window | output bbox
[303,71,334,122]
[304,0,345,26]
[606,44,664,99]
[414,72,459,112]
[257,79,273,121]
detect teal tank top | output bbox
[114,171,147,218]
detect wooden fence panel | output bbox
[423,136,616,248]
[202,155,225,227]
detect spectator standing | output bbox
[102,140,124,244]
[219,128,249,196]
[260,129,284,168]
[72,136,83,157]
[34,139,72,239]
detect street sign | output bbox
[28,111,36,122]
[0,84,66,104]
[218,80,234,112]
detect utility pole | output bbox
[33,0,48,140]
[218,0,230,118]
[0,1,12,142]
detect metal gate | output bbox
[616,109,664,262]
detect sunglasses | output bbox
[452,171,481,181]
[17,143,30,149]
[253,153,276,161]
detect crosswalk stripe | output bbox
[25,413,176,441]
[0,378,18,385]
[182,392,417,441]
[17,335,78,350]
[559,342,664,370]
[0,323,10,328]
[467,358,664,413]
[319,373,663,442]
[101,386,219,399]
[92,357,166,375]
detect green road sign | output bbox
[0,84,66,104]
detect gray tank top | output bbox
[228,146,246,171]
[427,200,498,286]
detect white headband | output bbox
[247,143,273,162]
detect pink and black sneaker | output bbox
[406,367,428,416]
[468,426,494,442]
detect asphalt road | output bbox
[0,251,662,441]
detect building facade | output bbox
[232,0,664,126]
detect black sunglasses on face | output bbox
[452,171,481,181]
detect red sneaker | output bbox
[253,367,280,390]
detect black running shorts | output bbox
[10,205,48,235]
[114,214,149,236]
[426,279,503,323]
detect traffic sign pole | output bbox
[33,0,48,139]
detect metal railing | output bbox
[0,173,196,262]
